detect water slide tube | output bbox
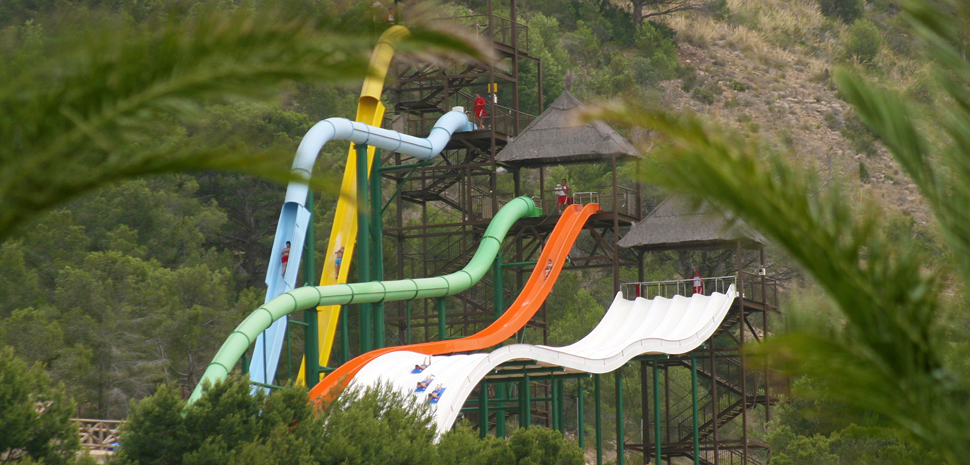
[296,25,410,385]
[187,196,542,406]
[247,107,473,390]
[307,202,601,403]
[350,285,737,435]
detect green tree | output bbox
[842,19,883,64]
[508,426,584,465]
[0,347,79,464]
[316,383,438,465]
[584,0,970,462]
[119,378,439,465]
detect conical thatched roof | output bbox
[618,194,768,251]
[495,91,641,166]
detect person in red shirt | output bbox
[692,270,704,295]
[474,93,486,128]
[556,179,572,212]
[281,241,290,277]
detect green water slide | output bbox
[187,196,541,405]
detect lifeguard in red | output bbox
[692,270,704,295]
[556,179,572,212]
[474,93,486,128]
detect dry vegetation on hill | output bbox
[648,0,932,226]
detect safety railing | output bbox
[621,276,738,300]
[533,185,636,216]
[75,419,123,454]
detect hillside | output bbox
[654,2,930,224]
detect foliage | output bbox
[816,0,863,23]
[315,383,438,464]
[0,347,79,464]
[0,0,483,242]
[118,376,333,465]
[633,21,679,83]
[437,424,583,465]
[842,19,883,64]
[581,0,970,463]
[767,378,933,465]
[839,110,879,156]
[508,426,584,465]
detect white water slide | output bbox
[349,285,737,435]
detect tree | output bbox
[437,424,583,465]
[119,378,439,465]
[583,0,970,462]
[0,347,79,464]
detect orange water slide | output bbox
[308,202,601,403]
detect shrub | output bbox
[859,162,871,183]
[843,19,882,64]
[634,21,679,81]
[678,66,698,92]
[0,347,79,465]
[692,85,716,104]
[841,110,879,157]
[816,0,863,23]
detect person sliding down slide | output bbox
[416,375,434,392]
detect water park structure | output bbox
[187,3,787,465]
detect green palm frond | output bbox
[0,3,485,241]
[580,0,970,461]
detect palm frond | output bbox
[0,3,483,240]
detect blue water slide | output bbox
[248,108,473,390]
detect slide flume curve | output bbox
[307,202,602,403]
[187,197,541,406]
[251,29,470,388]
[296,25,409,385]
[351,285,737,435]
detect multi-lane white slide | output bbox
[349,285,737,435]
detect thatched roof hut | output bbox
[618,194,768,251]
[495,91,641,166]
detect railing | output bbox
[470,192,510,219]
[76,419,123,454]
[620,276,738,300]
[533,185,636,216]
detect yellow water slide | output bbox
[296,25,410,384]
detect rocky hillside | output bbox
[652,0,930,226]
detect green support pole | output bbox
[557,379,565,432]
[616,367,624,465]
[405,301,411,345]
[520,373,532,428]
[691,352,700,465]
[355,143,372,353]
[370,149,384,349]
[496,383,507,438]
[578,379,585,449]
[437,297,446,341]
[304,306,319,386]
[340,305,349,365]
[493,252,503,319]
[479,382,489,438]
[593,374,603,465]
[654,358,662,465]
[551,378,559,431]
